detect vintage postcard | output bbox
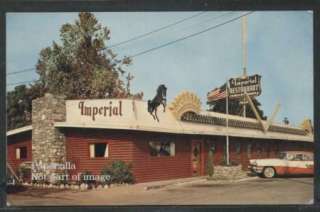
[5,11,314,205]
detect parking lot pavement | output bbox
[7,177,313,206]
[153,177,313,205]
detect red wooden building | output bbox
[7,92,314,183]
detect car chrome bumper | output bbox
[248,165,264,174]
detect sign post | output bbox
[242,15,248,116]
[242,15,248,78]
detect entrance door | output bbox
[191,141,202,176]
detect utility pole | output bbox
[241,15,248,117]
[226,80,230,166]
[242,15,248,78]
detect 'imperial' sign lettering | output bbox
[228,74,262,98]
[78,100,123,121]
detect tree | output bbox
[6,83,44,130]
[36,12,132,99]
[207,97,267,120]
[7,12,137,130]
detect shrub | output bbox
[80,170,96,185]
[56,171,69,185]
[18,166,29,180]
[17,163,32,183]
[101,160,134,185]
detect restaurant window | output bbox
[89,143,108,158]
[149,141,175,157]
[209,143,216,153]
[235,143,241,154]
[16,146,27,160]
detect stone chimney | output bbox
[32,93,66,182]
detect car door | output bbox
[273,159,289,176]
[280,153,292,175]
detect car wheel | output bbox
[263,167,276,178]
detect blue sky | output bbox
[6,11,313,126]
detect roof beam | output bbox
[265,103,281,131]
[244,93,267,133]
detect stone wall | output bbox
[32,93,66,182]
[212,165,248,180]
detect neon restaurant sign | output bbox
[228,74,262,98]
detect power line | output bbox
[6,12,235,76]
[6,12,207,76]
[130,12,254,58]
[106,11,207,49]
[7,12,253,87]
[177,11,235,31]
[7,80,36,86]
[7,67,36,76]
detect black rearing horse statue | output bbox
[148,84,167,122]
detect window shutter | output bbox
[104,144,109,158]
[16,148,21,159]
[170,142,175,156]
[89,144,95,158]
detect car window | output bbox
[302,154,313,161]
[293,154,304,161]
[286,154,294,160]
[278,152,287,159]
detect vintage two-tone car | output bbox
[248,151,314,178]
